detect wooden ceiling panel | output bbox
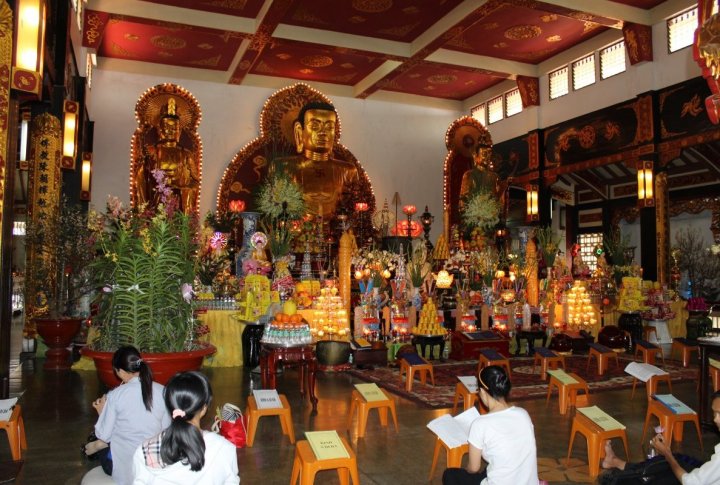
[444,3,608,64]
[379,61,506,100]
[249,39,387,86]
[94,13,246,71]
[281,0,464,43]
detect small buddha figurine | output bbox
[242,232,271,276]
[272,101,358,216]
[136,98,200,214]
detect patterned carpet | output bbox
[348,354,698,409]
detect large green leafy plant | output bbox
[90,170,199,352]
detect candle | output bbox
[355,202,369,212]
[402,204,417,216]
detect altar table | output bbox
[197,310,246,367]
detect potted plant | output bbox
[25,198,96,370]
[82,170,215,387]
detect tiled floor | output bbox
[3,348,717,485]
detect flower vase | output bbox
[411,287,422,310]
[237,211,259,276]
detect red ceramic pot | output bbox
[34,317,82,371]
[82,344,216,388]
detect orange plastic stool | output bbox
[671,339,699,368]
[631,373,672,399]
[546,372,590,415]
[347,389,398,438]
[634,340,665,366]
[641,397,702,452]
[246,395,295,447]
[428,437,469,479]
[0,405,26,461]
[477,349,512,380]
[711,366,720,392]
[566,412,629,478]
[289,437,360,485]
[642,326,658,343]
[399,357,435,392]
[533,348,565,380]
[587,344,619,376]
[451,382,480,414]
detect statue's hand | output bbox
[699,14,720,79]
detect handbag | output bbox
[212,403,247,448]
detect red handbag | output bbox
[212,403,247,448]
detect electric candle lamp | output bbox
[402,205,417,216]
[354,270,363,280]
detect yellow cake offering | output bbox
[412,299,445,336]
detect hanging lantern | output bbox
[11,0,46,96]
[637,159,654,207]
[526,184,539,221]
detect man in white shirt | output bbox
[603,391,720,484]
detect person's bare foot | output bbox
[601,440,626,470]
[85,439,108,456]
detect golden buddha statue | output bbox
[459,141,507,210]
[274,102,357,216]
[136,98,200,214]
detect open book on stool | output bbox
[427,407,481,449]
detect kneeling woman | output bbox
[443,365,539,485]
[132,371,239,484]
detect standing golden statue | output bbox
[273,102,358,216]
[131,84,202,215]
[459,133,507,212]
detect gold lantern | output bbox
[11,0,46,96]
[637,159,654,207]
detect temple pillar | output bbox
[24,113,63,338]
[655,169,670,286]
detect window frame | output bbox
[599,40,626,80]
[487,95,504,124]
[571,53,597,91]
[549,65,569,100]
[667,7,698,54]
[505,88,522,118]
[470,103,486,126]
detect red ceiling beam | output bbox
[228,0,298,85]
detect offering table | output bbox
[449,330,510,360]
[260,344,318,412]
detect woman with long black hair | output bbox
[85,346,170,485]
[132,371,239,484]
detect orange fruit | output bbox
[280,313,290,323]
[290,314,302,324]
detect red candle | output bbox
[355,202,369,212]
[229,200,245,212]
[402,204,417,216]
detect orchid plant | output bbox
[90,170,201,353]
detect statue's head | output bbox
[294,101,337,158]
[158,98,181,143]
[472,139,493,172]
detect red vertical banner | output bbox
[622,23,653,65]
[516,76,539,108]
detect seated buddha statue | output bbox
[136,98,200,214]
[273,102,358,216]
